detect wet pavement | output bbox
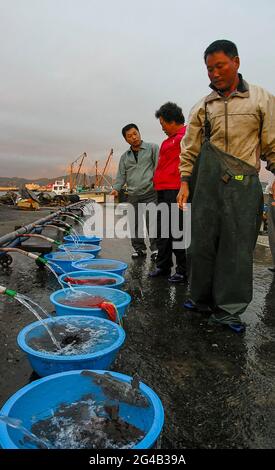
[0,205,274,449]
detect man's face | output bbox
[124,128,142,148]
[159,117,174,136]
[206,51,240,92]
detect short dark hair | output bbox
[204,40,239,62]
[155,102,185,125]
[122,123,139,138]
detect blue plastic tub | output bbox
[58,270,125,289]
[64,235,102,246]
[72,258,128,276]
[58,243,101,257]
[17,316,126,377]
[0,370,164,449]
[43,252,95,274]
[50,286,131,321]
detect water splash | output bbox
[66,283,95,299]
[66,281,81,293]
[29,321,116,356]
[15,294,61,350]
[0,414,52,449]
[31,397,144,449]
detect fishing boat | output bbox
[51,179,70,195]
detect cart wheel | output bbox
[0,253,13,269]
[6,254,13,265]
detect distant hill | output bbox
[0,174,112,187]
[0,176,61,187]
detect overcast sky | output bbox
[0,0,274,180]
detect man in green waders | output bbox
[177,39,275,333]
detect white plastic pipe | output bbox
[35,224,66,233]
[0,247,39,260]
[21,234,56,244]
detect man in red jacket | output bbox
[149,102,188,282]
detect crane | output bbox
[95,161,99,187]
[97,149,113,187]
[69,152,87,192]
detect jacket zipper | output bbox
[224,100,228,152]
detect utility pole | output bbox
[69,152,87,192]
[95,161,99,187]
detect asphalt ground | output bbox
[0,204,274,449]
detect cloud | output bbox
[0,0,274,178]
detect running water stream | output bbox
[14,294,61,350]
[45,262,67,290]
[16,294,51,318]
[45,260,90,297]
[70,228,81,246]
[0,415,52,449]
[63,215,84,231]
[77,219,85,232]
[60,245,74,260]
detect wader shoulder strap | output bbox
[204,102,211,142]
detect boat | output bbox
[51,179,70,195]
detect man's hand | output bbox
[110,189,119,197]
[177,182,189,210]
[272,180,275,200]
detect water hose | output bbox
[60,213,81,222]
[35,224,70,235]
[20,234,61,246]
[50,220,72,230]
[0,285,17,297]
[0,247,48,266]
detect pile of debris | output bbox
[0,187,80,210]
[0,191,18,205]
